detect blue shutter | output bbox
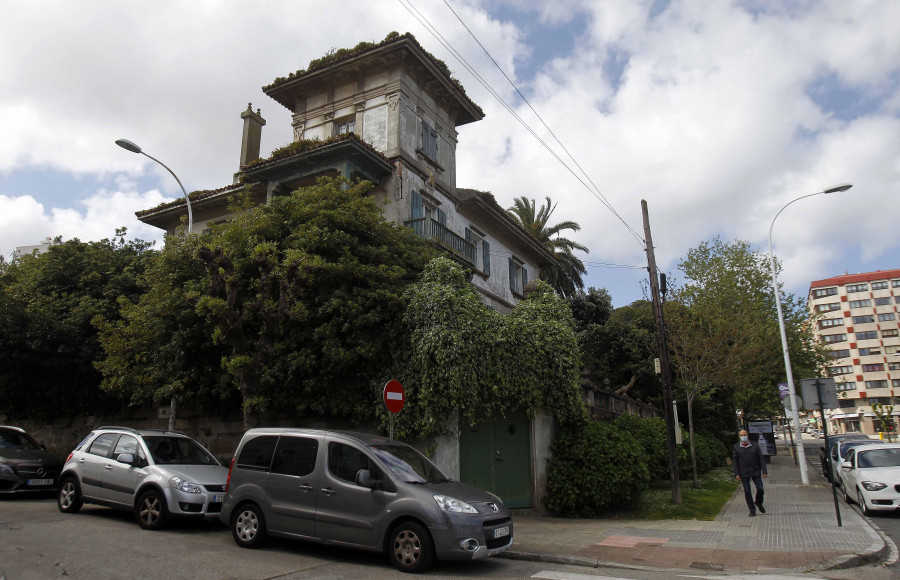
[508,258,515,292]
[522,266,529,290]
[437,208,447,225]
[411,191,424,219]
[483,241,491,276]
[465,228,472,242]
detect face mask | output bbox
[740,435,749,443]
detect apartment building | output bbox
[809,269,900,434]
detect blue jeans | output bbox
[741,475,764,513]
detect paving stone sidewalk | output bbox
[503,450,886,574]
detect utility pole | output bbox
[642,200,682,505]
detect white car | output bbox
[839,443,900,515]
[829,438,884,484]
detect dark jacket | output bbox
[732,440,767,477]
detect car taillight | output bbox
[225,457,235,493]
[65,452,73,463]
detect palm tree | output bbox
[506,196,588,298]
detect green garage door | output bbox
[459,412,532,509]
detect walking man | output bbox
[733,429,767,516]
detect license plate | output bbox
[213,494,224,502]
[27,478,54,486]
[493,526,510,539]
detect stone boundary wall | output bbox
[1,408,373,463]
[584,388,659,422]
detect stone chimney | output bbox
[239,103,266,168]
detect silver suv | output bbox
[57,427,228,530]
[221,429,513,573]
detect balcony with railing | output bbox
[405,217,476,266]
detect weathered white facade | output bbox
[136,33,558,510]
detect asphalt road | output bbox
[0,495,720,580]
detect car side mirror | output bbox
[116,453,135,465]
[841,460,852,470]
[355,469,379,489]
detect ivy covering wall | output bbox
[385,257,586,440]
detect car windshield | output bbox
[144,436,219,466]
[858,448,900,468]
[370,443,449,484]
[840,441,880,458]
[0,429,41,450]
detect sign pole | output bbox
[817,378,842,527]
[383,380,405,440]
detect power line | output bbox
[396,0,645,248]
[440,0,645,247]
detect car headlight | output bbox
[169,476,202,494]
[0,462,14,476]
[861,481,888,492]
[434,494,477,514]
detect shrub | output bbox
[613,414,681,480]
[545,421,649,517]
[689,433,729,473]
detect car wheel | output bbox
[57,478,83,514]
[232,503,266,548]
[136,489,168,530]
[388,521,434,573]
[841,480,851,504]
[857,488,873,516]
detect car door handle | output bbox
[321,487,336,496]
[300,483,313,492]
[104,464,113,470]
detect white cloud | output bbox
[0,188,171,260]
[1,0,898,304]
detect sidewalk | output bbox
[503,449,888,574]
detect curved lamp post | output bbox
[115,138,194,431]
[115,139,193,234]
[768,183,852,485]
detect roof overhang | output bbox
[457,189,557,264]
[242,138,394,184]
[264,36,484,127]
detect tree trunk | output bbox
[687,393,699,488]
[168,396,176,431]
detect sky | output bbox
[2,0,898,307]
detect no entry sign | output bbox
[383,380,405,414]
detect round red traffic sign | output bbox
[383,380,405,414]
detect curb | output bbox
[498,551,663,573]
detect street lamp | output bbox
[115,138,194,432]
[768,183,852,485]
[115,139,193,234]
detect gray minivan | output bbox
[220,428,513,573]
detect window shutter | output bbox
[483,241,491,276]
[522,266,528,289]
[508,257,515,292]
[411,191,424,219]
[437,208,447,225]
[465,228,472,243]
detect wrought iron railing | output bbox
[404,217,476,265]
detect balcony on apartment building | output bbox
[405,216,476,266]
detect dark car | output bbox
[0,426,64,494]
[820,433,870,481]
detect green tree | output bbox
[506,196,588,298]
[579,300,659,401]
[0,229,154,420]
[95,233,230,414]
[664,301,762,486]
[670,237,827,428]
[567,287,613,334]
[195,178,434,429]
